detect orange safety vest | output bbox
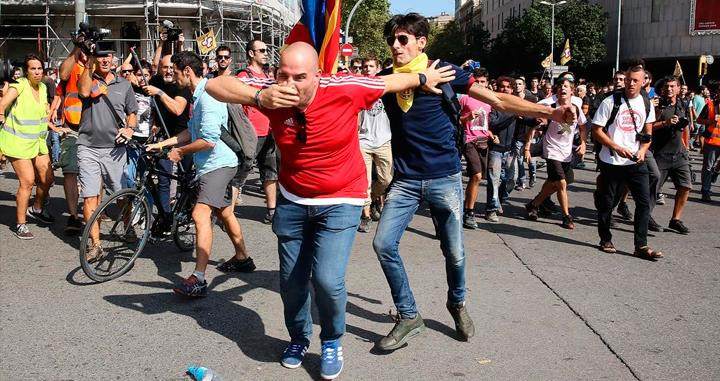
[705,99,720,147]
[62,63,84,126]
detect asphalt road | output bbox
[1,149,719,381]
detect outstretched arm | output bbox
[205,77,300,109]
[382,59,455,95]
[468,85,575,124]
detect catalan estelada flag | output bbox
[284,0,342,74]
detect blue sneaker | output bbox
[280,342,309,369]
[320,340,344,380]
[172,275,207,297]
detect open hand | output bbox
[422,60,456,95]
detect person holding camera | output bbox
[0,54,54,240]
[77,48,139,262]
[592,64,663,259]
[649,77,693,234]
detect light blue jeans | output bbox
[701,145,720,195]
[273,195,362,344]
[486,150,517,212]
[373,172,466,319]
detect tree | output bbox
[556,0,608,69]
[426,21,491,65]
[341,0,391,60]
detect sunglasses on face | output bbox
[254,48,267,54]
[352,66,362,70]
[296,112,307,143]
[121,69,133,74]
[217,55,231,60]
[386,35,410,46]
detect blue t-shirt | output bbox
[381,63,474,180]
[189,77,238,177]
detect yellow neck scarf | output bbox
[393,53,428,112]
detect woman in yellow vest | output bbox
[0,54,55,240]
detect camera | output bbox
[72,22,112,56]
[162,20,182,42]
[636,132,652,143]
[674,116,690,131]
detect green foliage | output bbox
[426,20,491,65]
[341,0,391,60]
[556,0,608,68]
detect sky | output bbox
[389,0,455,17]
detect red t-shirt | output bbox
[241,74,385,200]
[237,68,272,136]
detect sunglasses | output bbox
[386,35,410,46]
[352,65,362,70]
[121,69,133,74]
[254,48,267,54]
[296,112,307,143]
[217,55,231,60]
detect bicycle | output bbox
[78,140,199,282]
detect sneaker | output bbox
[375,313,425,352]
[26,206,55,224]
[529,175,536,188]
[357,216,372,233]
[514,184,525,191]
[446,301,475,341]
[485,211,499,223]
[173,275,208,297]
[656,193,666,205]
[85,242,103,263]
[668,219,689,234]
[562,214,575,230]
[575,161,587,169]
[370,202,382,221]
[648,216,663,232]
[280,342,309,369]
[14,224,34,240]
[463,212,478,229]
[217,256,256,273]
[617,202,633,221]
[525,202,539,221]
[320,340,344,380]
[701,193,712,202]
[263,209,275,224]
[64,215,83,235]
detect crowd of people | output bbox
[1,11,719,380]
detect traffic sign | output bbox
[707,55,714,65]
[341,43,353,57]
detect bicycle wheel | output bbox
[79,188,152,282]
[172,194,196,252]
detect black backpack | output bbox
[220,103,258,171]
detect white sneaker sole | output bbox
[281,359,303,369]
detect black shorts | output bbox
[463,140,489,177]
[546,158,574,183]
[197,166,236,209]
[232,135,279,187]
[656,152,692,190]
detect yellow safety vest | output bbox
[0,78,49,159]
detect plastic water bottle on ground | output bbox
[187,366,223,381]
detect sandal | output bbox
[599,241,617,253]
[634,246,664,259]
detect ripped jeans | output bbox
[373,172,466,318]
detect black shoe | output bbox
[561,214,575,230]
[529,176,536,188]
[668,219,689,234]
[648,216,663,232]
[447,301,475,341]
[357,216,372,233]
[617,202,633,221]
[463,212,478,229]
[263,208,275,224]
[525,202,539,221]
[370,202,382,221]
[26,207,55,225]
[64,215,83,235]
[217,256,256,273]
[375,313,425,351]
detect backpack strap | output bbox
[604,91,623,131]
[439,80,464,158]
[241,68,254,78]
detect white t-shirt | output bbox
[359,99,392,150]
[539,97,587,162]
[593,93,656,166]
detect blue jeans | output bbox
[48,130,61,163]
[701,145,720,194]
[515,140,535,186]
[373,172,466,318]
[272,195,362,344]
[486,150,517,212]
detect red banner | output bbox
[691,0,720,35]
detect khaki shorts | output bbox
[59,131,79,174]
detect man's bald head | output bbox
[120,63,133,72]
[160,54,175,83]
[277,42,322,109]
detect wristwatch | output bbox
[418,73,427,87]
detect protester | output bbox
[205,40,457,380]
[146,51,255,298]
[121,62,153,193]
[697,82,720,202]
[0,54,54,239]
[357,56,393,233]
[591,64,663,259]
[512,77,538,190]
[207,45,233,79]
[77,49,139,262]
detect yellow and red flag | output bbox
[285,0,342,74]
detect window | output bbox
[651,0,664,23]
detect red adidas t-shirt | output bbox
[236,68,272,136]
[239,74,385,200]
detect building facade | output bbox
[428,12,455,29]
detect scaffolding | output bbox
[0,0,298,67]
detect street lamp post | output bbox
[540,0,567,84]
[344,0,365,44]
[615,0,622,73]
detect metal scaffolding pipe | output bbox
[75,0,85,28]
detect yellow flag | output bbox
[196,29,217,55]
[559,39,572,65]
[541,53,552,68]
[673,60,683,79]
